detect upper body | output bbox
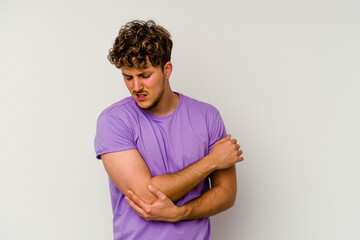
[94,20,243,240]
[95,93,226,239]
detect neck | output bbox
[146,88,180,116]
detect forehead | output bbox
[121,63,160,75]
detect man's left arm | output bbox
[125,108,238,222]
[125,165,237,222]
[179,165,237,220]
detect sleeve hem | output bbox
[96,146,137,160]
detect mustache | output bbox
[133,91,148,94]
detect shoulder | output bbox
[98,97,140,119]
[99,97,135,116]
[180,94,226,139]
[96,97,141,127]
[181,94,221,117]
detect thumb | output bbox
[148,185,167,200]
[219,134,231,143]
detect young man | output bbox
[94,20,243,240]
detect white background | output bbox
[1,0,359,239]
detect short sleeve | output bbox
[94,113,136,160]
[207,107,227,153]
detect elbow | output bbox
[228,195,236,208]
[224,195,236,210]
[225,188,237,210]
[126,183,158,205]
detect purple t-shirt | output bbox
[94,93,226,240]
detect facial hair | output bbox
[137,76,166,111]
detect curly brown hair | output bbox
[108,20,173,70]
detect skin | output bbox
[126,164,236,222]
[101,61,244,222]
[121,61,179,116]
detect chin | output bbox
[134,91,163,111]
[138,100,160,111]
[135,100,152,110]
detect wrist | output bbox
[176,205,189,222]
[205,154,218,171]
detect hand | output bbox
[125,185,184,222]
[209,134,244,169]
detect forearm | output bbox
[124,166,238,223]
[103,134,241,206]
[149,134,241,203]
[179,185,234,220]
[150,154,217,202]
[178,166,237,220]
[103,150,217,205]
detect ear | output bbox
[163,61,173,80]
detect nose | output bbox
[133,77,143,92]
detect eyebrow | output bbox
[122,73,132,77]
[122,70,152,77]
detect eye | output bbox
[124,76,133,81]
[142,74,151,79]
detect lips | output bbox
[135,93,147,101]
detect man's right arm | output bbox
[101,134,243,204]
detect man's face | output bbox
[121,62,168,111]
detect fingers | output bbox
[127,190,148,209]
[237,148,244,162]
[125,195,148,218]
[125,195,140,211]
[227,136,244,161]
[126,190,155,220]
[148,185,167,201]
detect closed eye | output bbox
[122,74,133,81]
[140,74,151,79]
